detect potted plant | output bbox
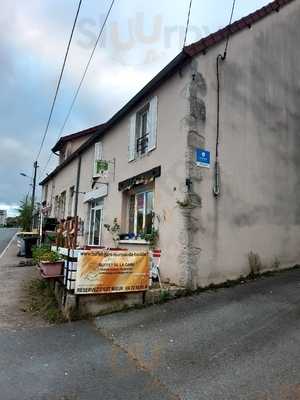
[140,228,159,249]
[32,246,63,277]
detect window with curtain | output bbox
[128,189,154,237]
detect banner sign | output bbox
[75,251,149,294]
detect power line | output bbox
[35,0,83,162]
[183,0,193,47]
[40,0,116,178]
[223,0,237,57]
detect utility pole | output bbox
[31,161,38,230]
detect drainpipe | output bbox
[73,155,82,248]
[213,54,225,197]
[213,0,236,198]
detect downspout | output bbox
[213,54,224,197]
[213,0,236,197]
[73,155,82,247]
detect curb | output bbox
[2,261,36,268]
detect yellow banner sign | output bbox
[75,251,149,294]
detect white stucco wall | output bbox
[42,1,300,288]
[42,63,191,285]
[188,0,300,286]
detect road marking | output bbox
[0,233,17,260]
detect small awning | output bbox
[118,166,161,191]
[83,185,108,203]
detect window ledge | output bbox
[119,239,149,245]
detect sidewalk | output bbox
[0,233,23,268]
[0,237,46,329]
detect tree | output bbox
[5,217,19,228]
[18,196,32,232]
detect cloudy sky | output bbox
[0,0,270,216]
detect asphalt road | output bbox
[0,231,175,399]
[0,322,175,400]
[1,240,300,400]
[96,268,300,400]
[0,228,18,255]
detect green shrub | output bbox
[18,196,32,232]
[32,246,60,263]
[140,228,159,249]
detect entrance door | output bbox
[88,200,103,246]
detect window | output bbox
[88,198,103,246]
[68,186,75,217]
[59,191,66,220]
[128,96,158,161]
[128,189,154,237]
[93,141,103,177]
[65,142,73,159]
[136,105,150,156]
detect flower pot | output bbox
[39,261,63,277]
[106,248,128,251]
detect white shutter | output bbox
[128,114,136,162]
[94,141,103,176]
[148,96,158,152]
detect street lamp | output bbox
[20,173,33,187]
[20,172,31,179]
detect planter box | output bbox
[39,261,63,277]
[52,247,81,290]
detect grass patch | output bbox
[159,290,171,303]
[25,278,66,324]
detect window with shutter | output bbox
[136,105,150,156]
[129,96,158,161]
[93,141,103,177]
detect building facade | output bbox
[40,0,300,289]
[0,210,7,227]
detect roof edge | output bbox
[184,0,296,57]
[51,123,106,153]
[40,51,190,185]
[40,0,296,186]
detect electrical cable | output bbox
[35,0,83,162]
[183,0,193,47]
[223,0,237,59]
[39,0,116,179]
[213,0,237,197]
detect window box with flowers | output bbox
[119,187,159,249]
